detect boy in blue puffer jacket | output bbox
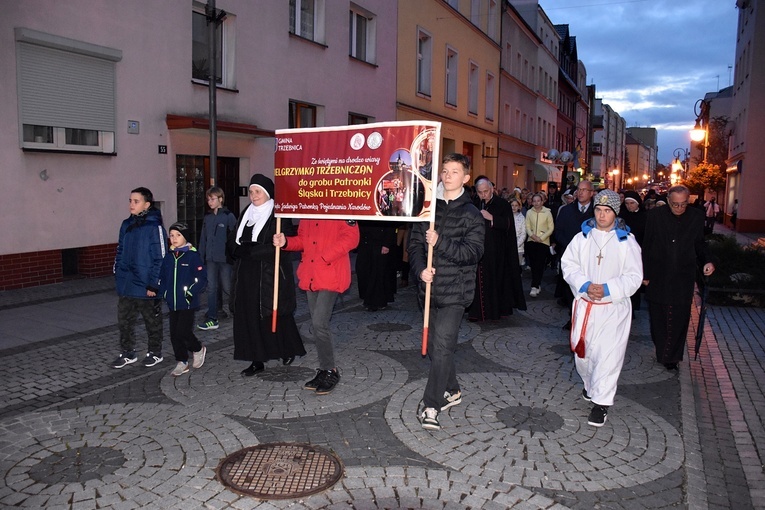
[158,222,208,377]
[112,187,167,369]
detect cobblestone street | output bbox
[1,265,764,509]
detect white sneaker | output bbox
[420,407,440,430]
[192,345,206,369]
[441,390,462,411]
[530,287,540,297]
[171,362,189,377]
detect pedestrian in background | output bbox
[158,222,207,377]
[525,193,555,298]
[619,190,648,314]
[230,174,305,376]
[561,189,643,427]
[356,220,397,311]
[197,186,236,331]
[468,176,524,321]
[273,217,359,395]
[409,153,484,430]
[642,185,716,370]
[112,187,167,369]
[509,197,527,269]
[703,196,720,235]
[554,180,596,327]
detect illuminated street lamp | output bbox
[690,99,709,163]
[609,168,620,191]
[672,147,689,181]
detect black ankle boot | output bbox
[282,356,295,366]
[241,361,264,376]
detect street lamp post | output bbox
[690,99,709,164]
[672,148,689,182]
[609,168,620,191]
[545,148,573,189]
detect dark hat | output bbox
[623,190,642,206]
[169,222,192,243]
[249,174,274,199]
[594,189,621,215]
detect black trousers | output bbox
[168,309,202,363]
[526,242,549,288]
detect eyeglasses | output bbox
[669,201,688,209]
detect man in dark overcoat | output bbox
[468,176,526,321]
[553,179,596,328]
[642,185,716,370]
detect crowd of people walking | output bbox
[110,167,714,432]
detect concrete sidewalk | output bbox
[0,265,763,509]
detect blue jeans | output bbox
[306,290,339,370]
[206,260,232,319]
[423,305,463,409]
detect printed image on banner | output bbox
[274,121,440,222]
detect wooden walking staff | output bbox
[421,219,436,356]
[272,217,281,333]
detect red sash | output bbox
[570,299,609,358]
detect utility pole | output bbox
[206,0,226,185]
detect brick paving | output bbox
[0,260,764,509]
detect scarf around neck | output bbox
[236,199,274,244]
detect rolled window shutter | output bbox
[17,41,117,132]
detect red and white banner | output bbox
[273,121,441,222]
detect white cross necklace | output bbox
[592,231,615,265]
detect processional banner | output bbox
[273,121,441,222]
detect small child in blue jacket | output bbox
[159,222,208,377]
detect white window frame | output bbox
[417,28,433,97]
[290,0,326,45]
[15,28,120,154]
[485,72,495,121]
[349,3,376,64]
[445,46,458,107]
[487,0,498,39]
[470,0,481,27]
[468,60,479,115]
[22,126,115,153]
[192,3,236,89]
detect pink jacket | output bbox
[284,219,360,293]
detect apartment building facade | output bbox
[504,0,560,192]
[1,0,397,289]
[397,0,501,185]
[725,0,765,231]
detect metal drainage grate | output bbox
[216,443,344,500]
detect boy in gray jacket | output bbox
[197,186,237,330]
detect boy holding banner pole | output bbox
[408,153,484,430]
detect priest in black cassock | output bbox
[642,185,716,370]
[356,220,397,311]
[468,176,526,321]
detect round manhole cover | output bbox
[216,443,344,500]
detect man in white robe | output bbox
[561,189,643,427]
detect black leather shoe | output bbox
[282,356,295,366]
[241,362,264,376]
[664,362,679,371]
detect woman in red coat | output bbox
[273,219,359,395]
